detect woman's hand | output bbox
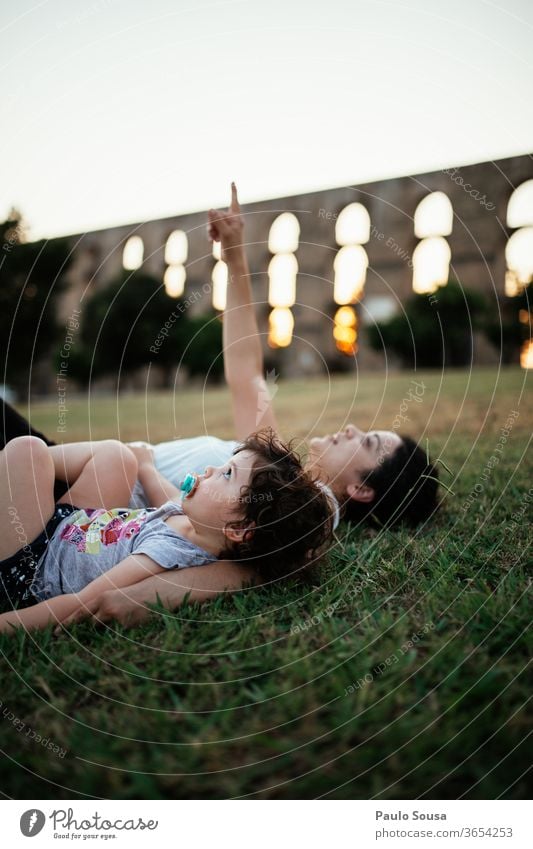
[207,182,243,262]
[55,589,150,631]
[127,441,154,470]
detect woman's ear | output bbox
[346,482,375,505]
[224,521,256,543]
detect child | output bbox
[0,428,333,632]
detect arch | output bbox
[212,260,228,311]
[333,245,368,304]
[505,226,533,291]
[164,265,186,298]
[414,192,453,239]
[122,235,144,270]
[507,180,533,229]
[268,213,300,254]
[412,236,451,294]
[268,307,294,348]
[335,203,370,246]
[333,306,357,355]
[521,340,533,369]
[268,253,298,307]
[164,230,188,265]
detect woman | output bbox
[0,184,438,629]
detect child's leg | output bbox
[0,436,55,560]
[51,440,138,510]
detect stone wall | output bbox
[58,153,533,379]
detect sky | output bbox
[1,0,532,240]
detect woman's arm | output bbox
[0,554,165,634]
[59,559,260,628]
[208,184,280,440]
[0,593,86,634]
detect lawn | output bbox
[0,366,531,799]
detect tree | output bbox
[483,283,531,364]
[178,313,224,380]
[66,271,223,387]
[367,280,487,368]
[0,210,71,396]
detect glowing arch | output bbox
[414,192,453,239]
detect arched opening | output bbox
[212,260,228,311]
[268,213,300,254]
[268,253,298,307]
[414,192,453,239]
[507,180,533,229]
[333,245,368,304]
[335,203,370,246]
[164,265,186,298]
[333,305,358,355]
[268,307,294,348]
[412,236,451,294]
[164,230,188,265]
[122,235,144,270]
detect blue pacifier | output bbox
[180,473,199,499]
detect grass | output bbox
[0,366,531,799]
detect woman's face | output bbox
[307,424,402,501]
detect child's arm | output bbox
[208,184,281,441]
[75,553,167,605]
[0,554,165,635]
[127,443,181,507]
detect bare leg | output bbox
[0,437,55,560]
[50,440,138,510]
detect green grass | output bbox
[1,366,531,799]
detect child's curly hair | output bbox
[218,428,334,583]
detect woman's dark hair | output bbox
[218,428,334,583]
[343,435,439,528]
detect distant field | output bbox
[1,366,531,799]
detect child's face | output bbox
[181,448,258,540]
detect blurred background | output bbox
[1,0,532,402]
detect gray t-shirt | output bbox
[30,500,218,602]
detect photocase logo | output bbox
[20,809,46,836]
[256,369,279,426]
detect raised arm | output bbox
[208,184,280,440]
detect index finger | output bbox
[230,181,240,211]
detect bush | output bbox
[367,280,487,368]
[63,271,223,386]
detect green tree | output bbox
[178,313,224,380]
[66,271,223,387]
[484,283,531,364]
[0,210,71,396]
[68,270,183,385]
[367,280,487,368]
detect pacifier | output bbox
[179,472,200,499]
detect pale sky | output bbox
[1,0,532,240]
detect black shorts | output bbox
[0,503,80,613]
